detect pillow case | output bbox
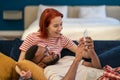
[37,4,68,20]
[17,60,46,80]
[79,5,106,18]
[10,38,23,61]
[0,53,18,80]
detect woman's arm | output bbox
[18,51,26,61]
[68,37,101,69]
[15,51,25,75]
[15,65,32,79]
[15,65,22,75]
[67,37,90,59]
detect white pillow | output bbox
[37,4,68,20]
[79,5,106,18]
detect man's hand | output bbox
[78,37,95,59]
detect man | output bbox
[16,45,59,80]
[17,37,101,80]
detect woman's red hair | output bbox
[38,8,63,39]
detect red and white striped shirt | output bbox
[19,32,75,56]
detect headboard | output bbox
[24,5,120,29]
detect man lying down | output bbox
[17,42,104,80]
[44,56,103,80]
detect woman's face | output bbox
[47,16,63,38]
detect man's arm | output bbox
[62,57,82,80]
[82,37,102,69]
[82,49,102,69]
[62,42,84,80]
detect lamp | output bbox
[3,10,22,20]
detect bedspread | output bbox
[61,25,120,40]
[21,18,120,40]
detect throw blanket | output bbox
[98,65,120,80]
[44,56,103,80]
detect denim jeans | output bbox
[19,77,33,80]
[99,46,120,68]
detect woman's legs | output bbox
[19,77,33,80]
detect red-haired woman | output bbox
[15,8,101,80]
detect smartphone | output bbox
[84,29,88,49]
[84,29,88,40]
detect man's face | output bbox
[35,46,59,66]
[41,52,59,65]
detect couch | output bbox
[1,38,120,60]
[0,38,120,80]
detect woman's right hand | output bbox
[20,70,32,79]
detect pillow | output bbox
[0,53,19,80]
[17,60,46,80]
[10,38,23,61]
[37,4,68,20]
[61,41,78,57]
[79,5,106,18]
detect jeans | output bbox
[19,77,33,80]
[99,46,120,68]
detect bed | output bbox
[22,5,120,41]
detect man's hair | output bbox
[25,45,59,66]
[25,45,38,61]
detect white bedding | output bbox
[21,17,120,40]
[44,56,103,80]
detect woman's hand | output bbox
[78,37,95,59]
[75,38,85,61]
[20,70,32,79]
[79,37,101,68]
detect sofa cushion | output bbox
[0,40,14,56]
[61,41,78,57]
[17,60,46,80]
[10,38,23,61]
[0,53,19,80]
[99,45,120,68]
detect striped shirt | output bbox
[19,32,75,56]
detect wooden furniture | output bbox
[0,31,23,40]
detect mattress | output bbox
[21,17,120,40]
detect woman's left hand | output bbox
[78,37,94,58]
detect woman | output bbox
[15,8,101,80]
